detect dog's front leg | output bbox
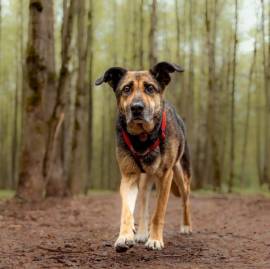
[135,174,154,243]
[145,169,173,250]
[115,174,139,252]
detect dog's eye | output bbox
[122,86,131,94]
[145,85,155,95]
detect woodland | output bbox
[0,1,270,268]
[0,0,269,201]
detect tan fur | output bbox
[118,71,162,135]
[136,174,153,243]
[114,70,192,252]
[148,169,173,244]
[171,180,181,197]
[173,162,192,229]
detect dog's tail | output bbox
[171,180,181,197]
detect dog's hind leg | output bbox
[135,174,154,243]
[173,152,192,234]
[115,174,139,252]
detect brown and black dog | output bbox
[95,62,192,252]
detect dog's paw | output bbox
[114,235,135,253]
[180,225,192,234]
[145,238,164,250]
[135,232,148,243]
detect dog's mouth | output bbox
[126,114,149,124]
[132,117,145,123]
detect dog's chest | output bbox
[140,152,163,176]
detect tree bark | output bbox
[149,0,157,66]
[45,0,76,197]
[16,0,53,202]
[69,0,90,194]
[139,0,144,69]
[228,0,238,193]
[239,30,257,185]
[85,0,93,194]
[175,0,181,63]
[205,0,222,191]
[261,0,270,188]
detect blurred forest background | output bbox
[0,0,269,201]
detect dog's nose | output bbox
[131,102,144,114]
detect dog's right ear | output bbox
[95,67,127,90]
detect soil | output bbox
[0,193,269,269]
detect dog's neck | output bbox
[119,111,163,153]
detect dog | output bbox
[95,61,192,252]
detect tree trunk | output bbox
[11,14,20,187]
[45,0,75,197]
[175,0,181,63]
[255,65,263,185]
[239,31,257,185]
[16,0,53,202]
[131,0,138,68]
[85,0,93,194]
[228,0,238,192]
[261,0,270,188]
[186,0,194,146]
[149,0,157,66]
[205,0,222,191]
[139,0,144,69]
[69,0,89,194]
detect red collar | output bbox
[121,111,166,159]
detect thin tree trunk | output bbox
[108,0,119,189]
[205,0,221,191]
[85,0,93,194]
[175,0,180,63]
[187,0,194,143]
[11,7,21,187]
[139,0,144,69]
[69,0,90,194]
[0,0,2,186]
[255,65,263,185]
[239,31,257,185]
[122,2,130,66]
[131,0,138,68]
[261,0,270,188]
[220,36,232,183]
[228,0,238,193]
[149,0,157,66]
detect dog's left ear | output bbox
[150,61,184,89]
[95,67,127,90]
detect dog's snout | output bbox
[131,102,144,114]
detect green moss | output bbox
[26,92,41,108]
[48,71,57,83]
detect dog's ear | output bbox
[150,61,184,89]
[95,67,127,90]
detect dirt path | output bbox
[0,193,269,269]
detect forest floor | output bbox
[0,192,270,269]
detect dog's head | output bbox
[95,61,184,135]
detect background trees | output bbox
[0,0,269,199]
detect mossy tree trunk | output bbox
[16,0,53,202]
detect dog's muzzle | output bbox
[130,101,145,120]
